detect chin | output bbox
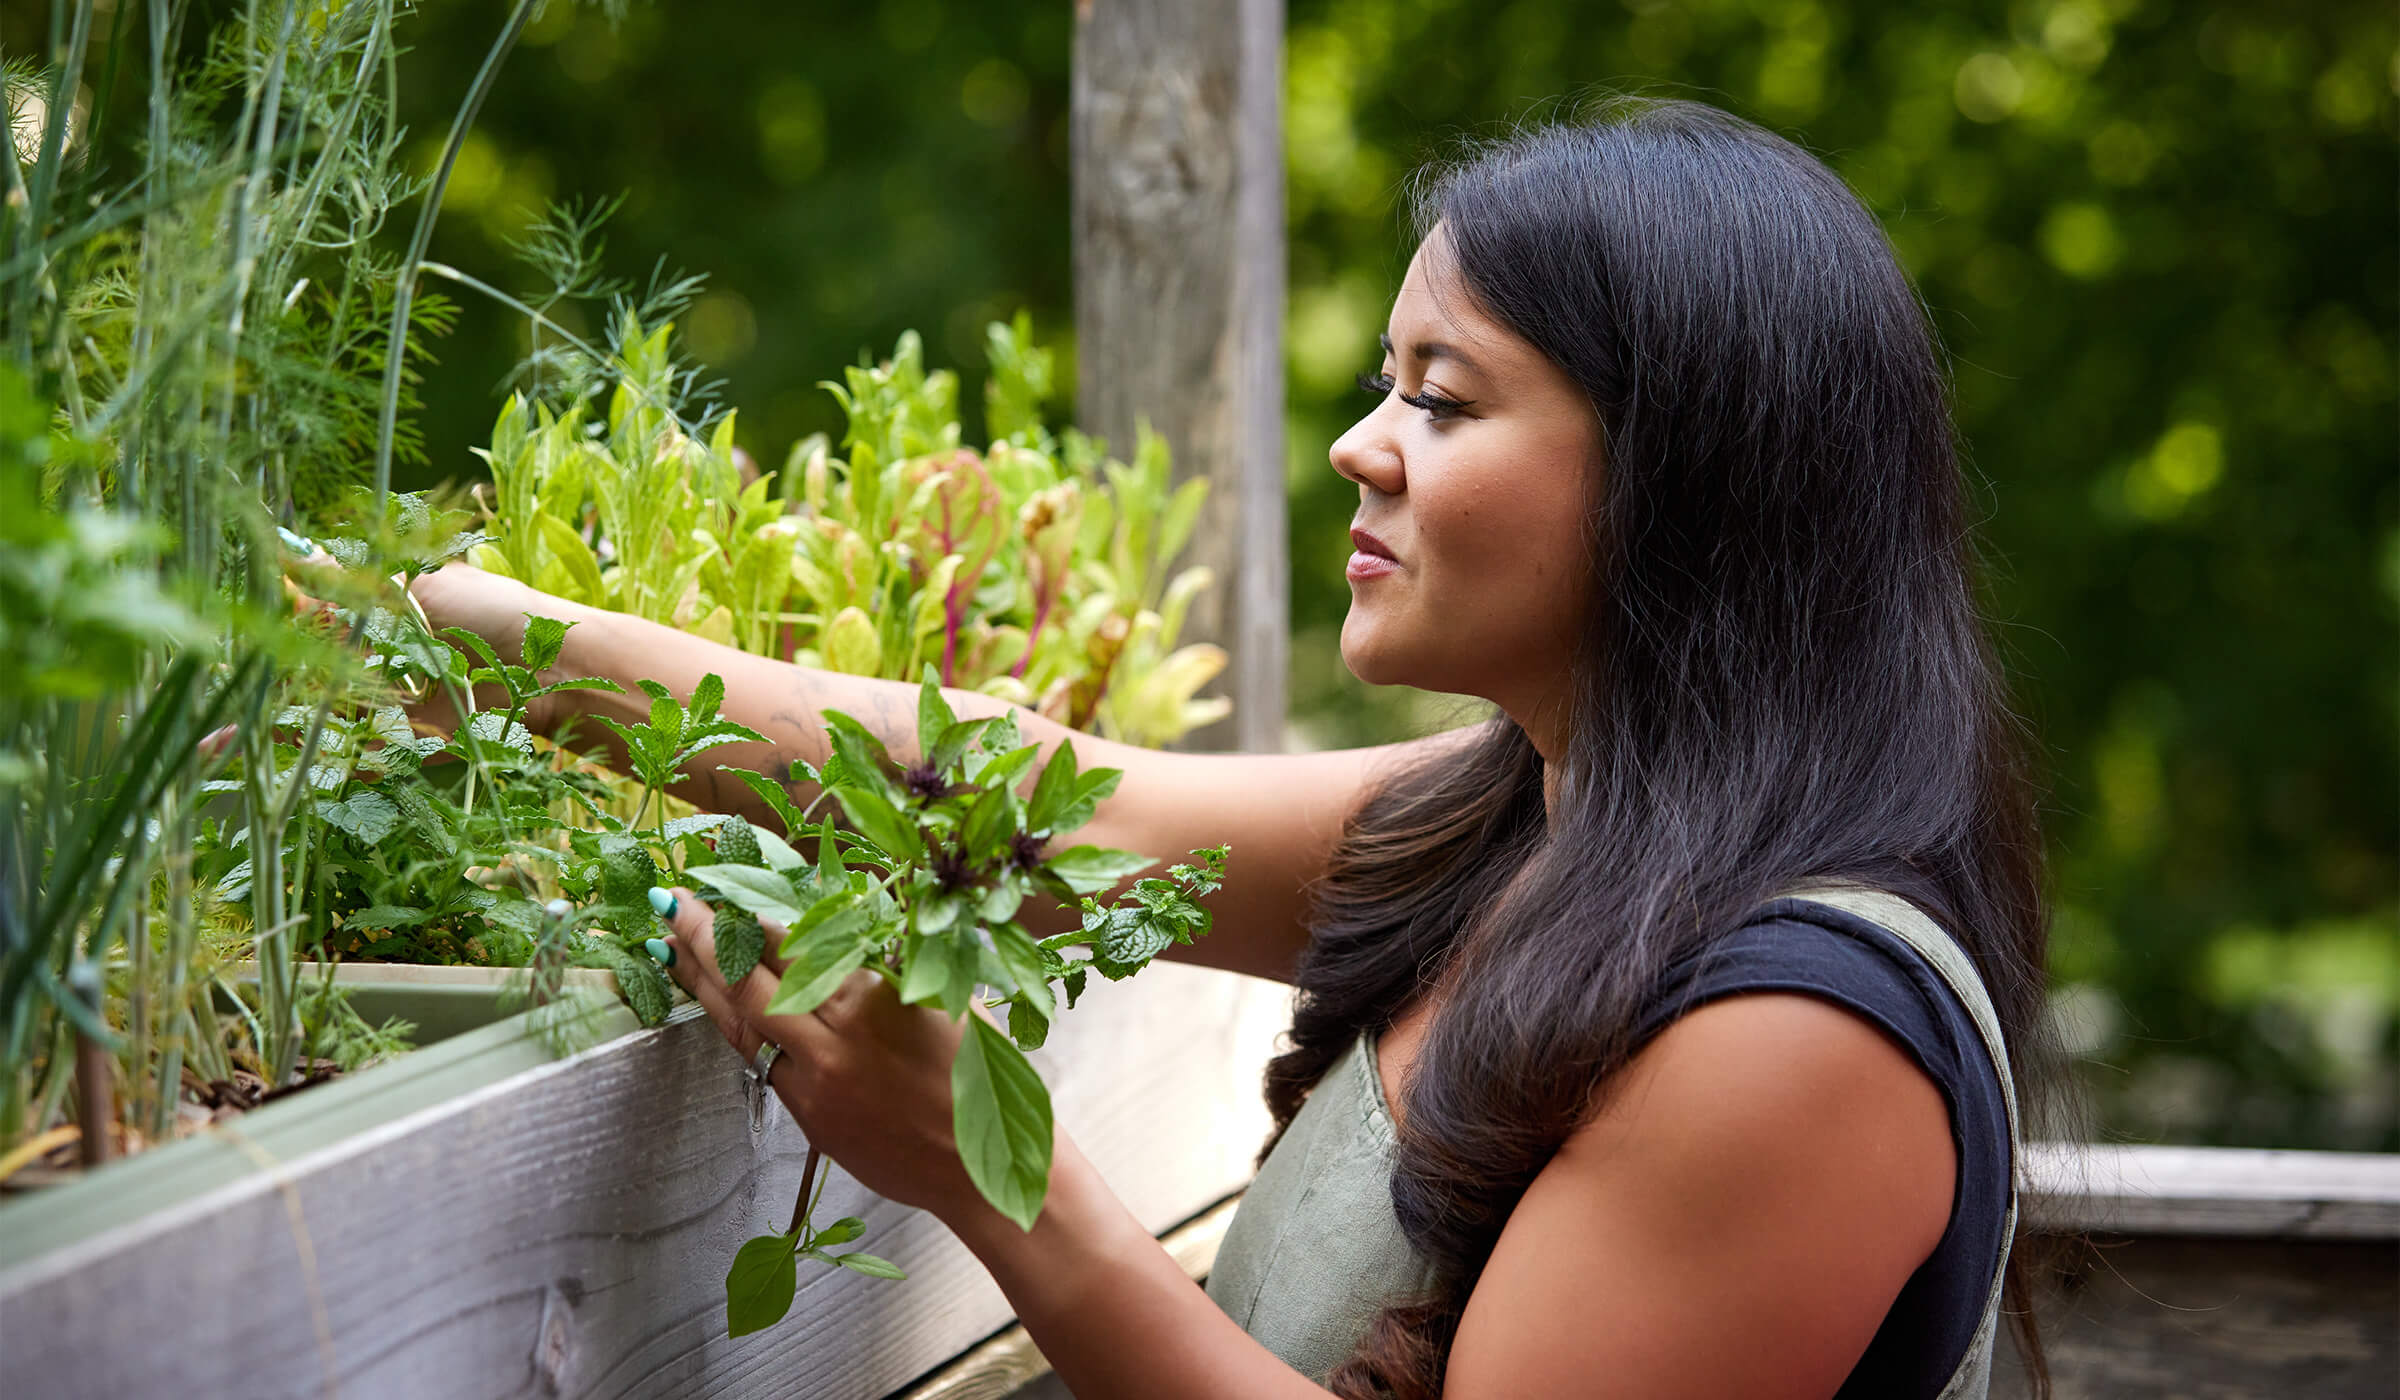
[1339,615,1422,690]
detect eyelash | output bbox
[1357,371,1476,421]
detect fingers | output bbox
[654,888,838,1064]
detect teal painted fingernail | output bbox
[644,937,675,969]
[276,526,316,553]
[647,887,676,918]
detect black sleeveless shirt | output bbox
[1635,895,2015,1397]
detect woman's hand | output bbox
[406,560,582,667]
[648,887,1005,1231]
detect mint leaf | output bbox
[521,614,569,672]
[599,942,674,1025]
[951,1016,1054,1231]
[1008,996,1051,1050]
[690,671,726,730]
[316,790,401,845]
[663,812,732,841]
[726,1233,798,1337]
[717,765,808,835]
[715,905,766,986]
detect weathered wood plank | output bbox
[894,1194,1242,1400]
[0,964,1292,1399]
[2022,1142,2400,1240]
[1992,1236,2399,1398]
[1071,0,1288,752]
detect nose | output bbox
[1330,403,1404,498]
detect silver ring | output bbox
[747,1038,782,1084]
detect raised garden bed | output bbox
[0,961,1289,1398]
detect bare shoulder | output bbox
[1043,720,1482,981]
[1445,994,1956,1399]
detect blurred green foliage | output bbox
[365,0,2393,1149]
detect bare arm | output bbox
[411,564,1457,981]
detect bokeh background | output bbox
[375,0,2394,1151]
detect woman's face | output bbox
[1331,228,1603,736]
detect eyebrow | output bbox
[1379,332,1484,378]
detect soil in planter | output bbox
[0,1057,348,1197]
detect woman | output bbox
[415,99,2054,1398]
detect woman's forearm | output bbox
[947,1138,1331,1400]
[544,603,1041,826]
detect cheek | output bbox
[1423,456,1590,627]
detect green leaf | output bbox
[959,786,1019,864]
[830,1251,906,1280]
[767,898,874,1016]
[521,614,570,672]
[979,880,1025,924]
[811,1216,866,1249]
[437,625,501,672]
[599,943,674,1025]
[726,1232,798,1338]
[951,1017,1054,1232]
[836,783,924,865]
[988,924,1055,1022]
[822,711,898,797]
[315,790,401,845]
[599,836,663,916]
[1026,740,1078,831]
[536,675,627,697]
[714,815,766,867]
[972,741,1041,794]
[917,665,957,759]
[345,904,426,931]
[1007,996,1051,1050]
[1092,907,1174,978]
[689,863,811,925]
[750,826,808,871]
[1043,845,1154,895]
[715,905,766,985]
[595,716,669,787]
[914,888,966,936]
[690,671,726,729]
[1051,767,1123,835]
[716,765,809,835]
[463,711,536,758]
[664,812,732,841]
[817,819,847,880]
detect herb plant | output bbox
[692,670,1228,1337]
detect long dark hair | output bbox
[1263,99,2061,1397]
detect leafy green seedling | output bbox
[692,668,1227,1335]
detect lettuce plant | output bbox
[470,315,1233,747]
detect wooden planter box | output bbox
[0,961,1292,1399]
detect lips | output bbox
[1349,527,1398,562]
[1346,526,1401,584]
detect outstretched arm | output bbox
[409,563,1448,979]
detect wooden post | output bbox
[1071,0,1289,753]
